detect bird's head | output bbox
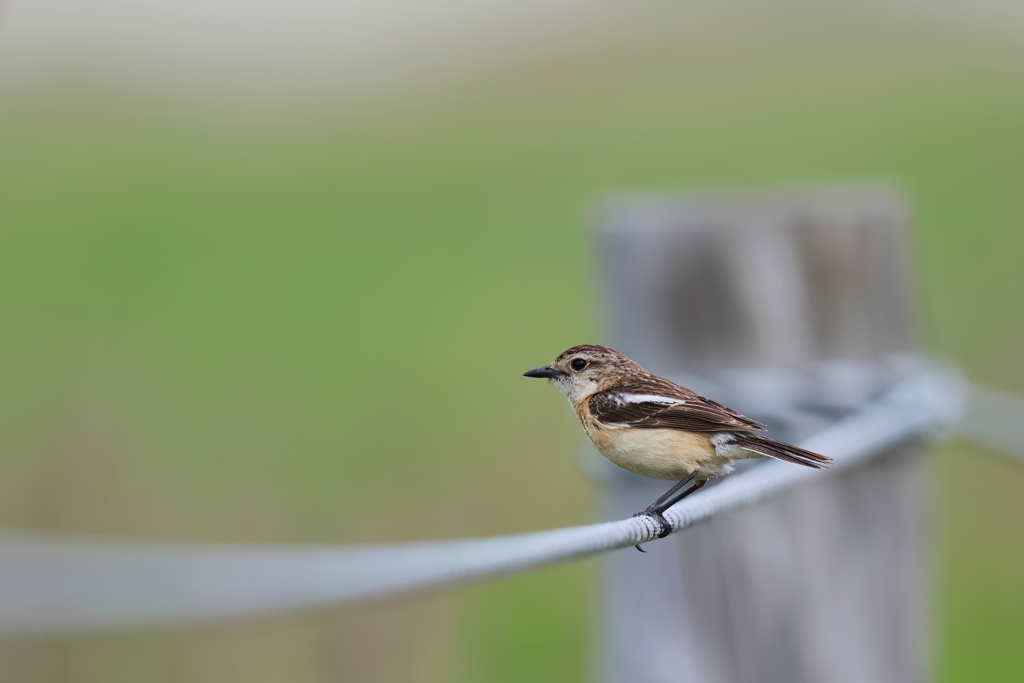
[523,344,641,404]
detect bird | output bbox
[524,344,831,550]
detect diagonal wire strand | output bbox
[0,366,971,636]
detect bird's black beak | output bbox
[523,365,564,379]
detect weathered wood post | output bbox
[594,187,928,683]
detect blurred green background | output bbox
[0,2,1022,681]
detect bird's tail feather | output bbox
[731,434,832,469]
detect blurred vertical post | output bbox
[595,187,927,683]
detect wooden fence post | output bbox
[594,186,928,683]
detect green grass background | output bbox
[0,13,1023,681]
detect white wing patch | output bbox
[612,393,687,406]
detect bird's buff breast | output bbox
[581,417,728,481]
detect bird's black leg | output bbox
[650,472,697,508]
[654,478,707,519]
[632,473,702,550]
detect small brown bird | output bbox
[524,344,831,548]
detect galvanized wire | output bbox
[0,365,971,636]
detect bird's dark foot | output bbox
[632,506,673,539]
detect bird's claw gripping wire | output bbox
[632,477,709,551]
[632,507,672,551]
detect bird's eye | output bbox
[571,358,588,371]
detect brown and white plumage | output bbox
[524,344,831,543]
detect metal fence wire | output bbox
[3,359,1013,637]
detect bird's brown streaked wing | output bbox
[589,390,766,433]
[700,395,766,429]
